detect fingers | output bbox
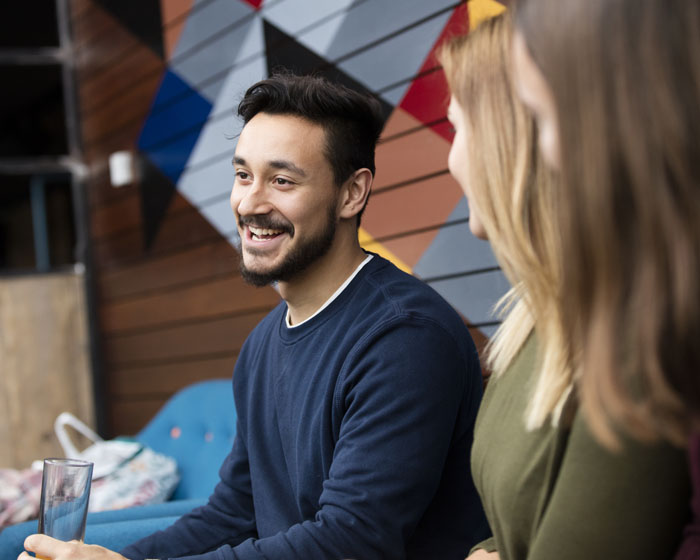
[23,534,77,559]
[24,534,64,559]
[22,535,125,560]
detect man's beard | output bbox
[239,204,337,287]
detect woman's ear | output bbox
[338,168,373,220]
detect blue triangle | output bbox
[138,69,213,184]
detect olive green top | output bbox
[470,333,690,560]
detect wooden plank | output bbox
[98,237,239,301]
[82,127,139,163]
[0,273,94,468]
[72,1,131,59]
[100,274,280,333]
[92,204,224,269]
[73,2,164,150]
[365,172,461,239]
[107,398,167,436]
[103,310,270,366]
[71,0,113,50]
[90,190,192,240]
[86,163,201,213]
[77,36,143,98]
[374,120,451,190]
[69,0,93,25]
[80,60,164,147]
[87,170,139,209]
[93,220,144,267]
[90,190,142,238]
[107,355,237,397]
[80,45,163,125]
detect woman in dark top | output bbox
[512,0,700,557]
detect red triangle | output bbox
[399,3,470,142]
[240,0,263,10]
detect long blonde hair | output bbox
[516,0,700,446]
[439,13,570,428]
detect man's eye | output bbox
[236,171,250,181]
[274,178,292,186]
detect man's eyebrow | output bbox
[268,159,307,177]
[232,156,307,178]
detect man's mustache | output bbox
[238,214,295,236]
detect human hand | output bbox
[19,534,127,560]
[466,549,500,559]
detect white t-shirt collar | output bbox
[286,254,374,328]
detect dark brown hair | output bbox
[238,73,385,224]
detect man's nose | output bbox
[234,180,272,217]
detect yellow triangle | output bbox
[468,0,507,30]
[358,227,412,274]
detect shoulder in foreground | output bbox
[363,255,466,327]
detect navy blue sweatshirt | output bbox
[121,255,489,560]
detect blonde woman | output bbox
[441,12,690,560]
[511,0,700,557]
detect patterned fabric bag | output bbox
[0,468,43,528]
[0,413,181,528]
[52,412,180,512]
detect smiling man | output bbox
[21,74,489,560]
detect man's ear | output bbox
[338,168,372,220]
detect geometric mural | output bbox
[94,0,165,58]
[129,0,509,334]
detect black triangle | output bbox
[95,0,164,59]
[139,153,176,251]
[263,19,393,122]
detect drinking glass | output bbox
[38,458,93,548]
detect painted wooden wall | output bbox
[70,0,509,437]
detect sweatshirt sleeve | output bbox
[119,418,258,560]
[171,317,484,560]
[527,411,690,560]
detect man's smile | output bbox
[248,225,285,241]
[242,222,292,256]
[238,215,295,253]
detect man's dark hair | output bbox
[237,73,385,225]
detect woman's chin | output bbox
[469,220,488,241]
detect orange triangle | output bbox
[161,0,193,60]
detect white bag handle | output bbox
[54,412,103,458]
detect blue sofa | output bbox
[0,379,236,558]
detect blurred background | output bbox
[0,0,508,469]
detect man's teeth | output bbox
[249,225,283,239]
